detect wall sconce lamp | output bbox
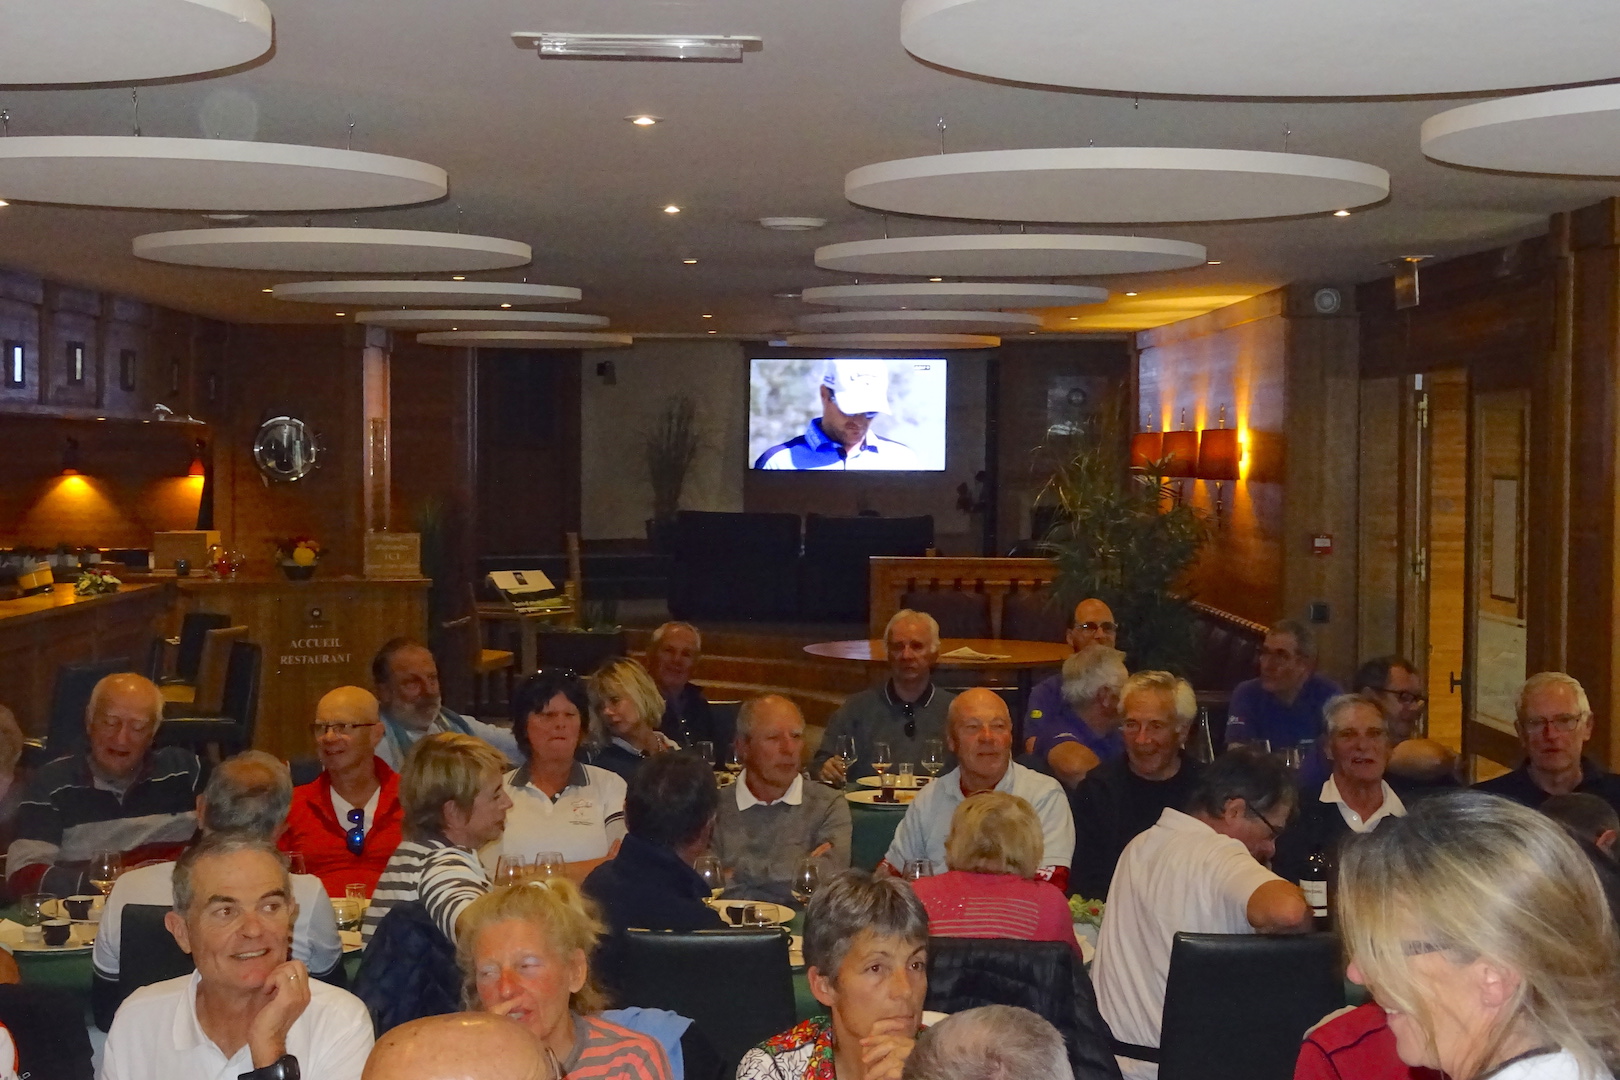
[1197,404,1243,526]
[187,439,207,478]
[1129,430,1164,470]
[60,436,81,476]
[1160,429,1200,479]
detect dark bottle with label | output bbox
[1300,848,1330,931]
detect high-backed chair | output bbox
[156,640,261,760]
[161,612,232,685]
[0,982,95,1078]
[98,903,195,1030]
[162,625,247,712]
[43,656,134,758]
[1156,932,1345,1080]
[619,928,797,1072]
[925,937,1121,1080]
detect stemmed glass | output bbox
[871,742,892,779]
[694,854,725,901]
[87,851,122,896]
[791,856,823,907]
[920,739,945,783]
[693,741,715,768]
[833,735,857,775]
[494,854,528,886]
[533,852,565,881]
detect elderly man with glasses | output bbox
[280,686,405,896]
[1022,599,1121,753]
[1475,672,1620,813]
[1225,619,1342,754]
[7,672,199,897]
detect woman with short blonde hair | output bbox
[910,792,1080,956]
[1339,791,1620,1080]
[584,658,677,782]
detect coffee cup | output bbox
[64,895,96,920]
[41,919,71,947]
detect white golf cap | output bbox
[822,358,891,415]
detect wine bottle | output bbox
[1301,848,1330,931]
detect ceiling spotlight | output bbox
[501,303,512,308]
[758,217,826,231]
[683,258,698,265]
[1333,209,1352,217]
[929,277,944,282]
[1124,291,1138,296]
[261,288,273,293]
[663,204,682,215]
[708,329,717,334]
[627,115,662,126]
[702,313,714,319]
[0,199,10,208]
[1206,260,1223,265]
[452,275,466,281]
[513,32,762,62]
[335,311,346,316]
[772,290,801,300]
[1069,316,1079,321]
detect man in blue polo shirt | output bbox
[755,358,920,471]
[1226,619,1341,751]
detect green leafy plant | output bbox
[644,396,702,523]
[1036,439,1210,676]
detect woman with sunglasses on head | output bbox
[1337,790,1620,1080]
[483,670,627,886]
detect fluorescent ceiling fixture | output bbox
[513,32,762,62]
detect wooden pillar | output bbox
[1527,213,1574,679]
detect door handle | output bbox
[1449,671,1462,693]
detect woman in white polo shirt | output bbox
[482,669,626,883]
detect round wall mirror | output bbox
[253,415,320,482]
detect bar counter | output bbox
[0,583,169,737]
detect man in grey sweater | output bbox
[713,695,851,907]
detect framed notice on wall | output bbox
[1490,477,1519,604]
[364,532,421,580]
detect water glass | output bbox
[897,762,915,788]
[903,859,935,881]
[19,893,56,926]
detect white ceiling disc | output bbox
[356,309,609,330]
[0,137,446,211]
[846,148,1389,224]
[802,282,1107,309]
[0,0,271,85]
[133,228,533,272]
[783,333,1000,350]
[796,309,1041,333]
[273,281,581,307]
[900,0,1620,98]
[417,331,633,349]
[815,234,1206,276]
[1422,86,1620,176]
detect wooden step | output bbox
[691,679,845,729]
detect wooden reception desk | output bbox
[0,582,169,738]
[174,577,429,759]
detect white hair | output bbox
[1119,670,1197,731]
[884,609,940,651]
[649,621,702,654]
[1322,693,1386,738]
[1060,645,1127,712]
[1517,671,1592,723]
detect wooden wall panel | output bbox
[1426,371,1468,751]
[1357,376,1401,661]
[476,351,581,556]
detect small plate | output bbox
[855,775,926,789]
[10,923,95,953]
[846,789,919,807]
[708,899,794,926]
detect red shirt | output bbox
[279,758,404,897]
[1295,1003,1443,1080]
[909,869,1081,956]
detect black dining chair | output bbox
[1156,932,1345,1080]
[95,903,196,1030]
[619,928,797,1072]
[156,639,261,760]
[162,611,233,686]
[43,656,135,759]
[925,937,1122,1080]
[0,983,94,1078]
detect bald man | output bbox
[883,688,1076,891]
[363,1013,554,1080]
[279,685,404,895]
[8,672,199,895]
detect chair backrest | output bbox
[925,936,1122,1080]
[174,612,232,682]
[354,900,461,1035]
[192,626,248,713]
[900,590,993,639]
[118,903,195,1004]
[0,982,95,1080]
[46,656,134,757]
[1001,590,1069,644]
[1158,932,1345,1080]
[219,640,262,742]
[620,928,797,1072]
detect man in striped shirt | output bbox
[363,733,512,945]
[7,673,199,896]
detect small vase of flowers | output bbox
[1070,895,1105,952]
[73,566,122,596]
[271,536,323,581]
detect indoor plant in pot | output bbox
[270,535,323,581]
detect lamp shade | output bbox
[1129,431,1164,469]
[1197,428,1241,481]
[1161,430,1199,478]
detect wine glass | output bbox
[720,745,743,777]
[494,854,528,886]
[834,734,857,771]
[920,739,945,782]
[533,851,565,881]
[693,741,715,768]
[694,854,725,901]
[903,859,936,881]
[87,851,122,896]
[871,742,892,778]
[791,856,823,907]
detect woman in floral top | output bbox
[738,871,930,1080]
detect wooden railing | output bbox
[868,556,1060,638]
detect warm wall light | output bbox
[187,439,206,478]
[61,436,81,476]
[1161,430,1199,478]
[1197,428,1241,481]
[1129,431,1164,469]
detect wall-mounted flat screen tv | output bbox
[749,357,947,472]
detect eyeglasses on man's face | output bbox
[1373,686,1427,706]
[1520,713,1585,735]
[1258,647,1302,663]
[1246,805,1286,839]
[310,722,379,738]
[1077,621,1117,634]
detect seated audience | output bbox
[581,658,679,783]
[646,622,729,749]
[364,733,511,945]
[1027,645,1128,788]
[739,871,930,1080]
[95,751,342,1023]
[882,688,1074,890]
[1069,671,1205,900]
[902,1005,1074,1080]
[459,880,673,1080]
[1352,656,1457,787]
[374,638,519,771]
[713,694,851,906]
[363,1013,556,1080]
[8,672,198,895]
[1094,748,1311,1079]
[908,792,1079,955]
[280,685,404,896]
[814,610,956,784]
[1338,791,1620,1080]
[0,706,25,856]
[1295,1003,1442,1080]
[582,751,723,995]
[482,670,625,882]
[1273,694,1407,883]
[1475,671,1620,812]
[101,833,373,1080]
[1226,620,1342,752]
[1541,791,1620,925]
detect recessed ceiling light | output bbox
[929,277,943,282]
[701,313,713,318]
[335,311,346,316]
[708,329,717,334]
[514,32,762,62]
[501,303,512,308]
[1333,209,1352,217]
[627,115,662,126]
[683,258,698,264]
[1206,260,1222,265]
[0,199,9,208]
[452,275,466,280]
[772,290,801,300]
[1069,316,1079,320]
[758,217,826,231]
[261,288,272,293]
[663,204,682,215]
[1124,291,1138,296]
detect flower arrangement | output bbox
[73,566,122,596]
[270,536,322,580]
[1069,895,1105,929]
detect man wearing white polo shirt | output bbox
[1093,748,1311,1080]
[882,688,1074,891]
